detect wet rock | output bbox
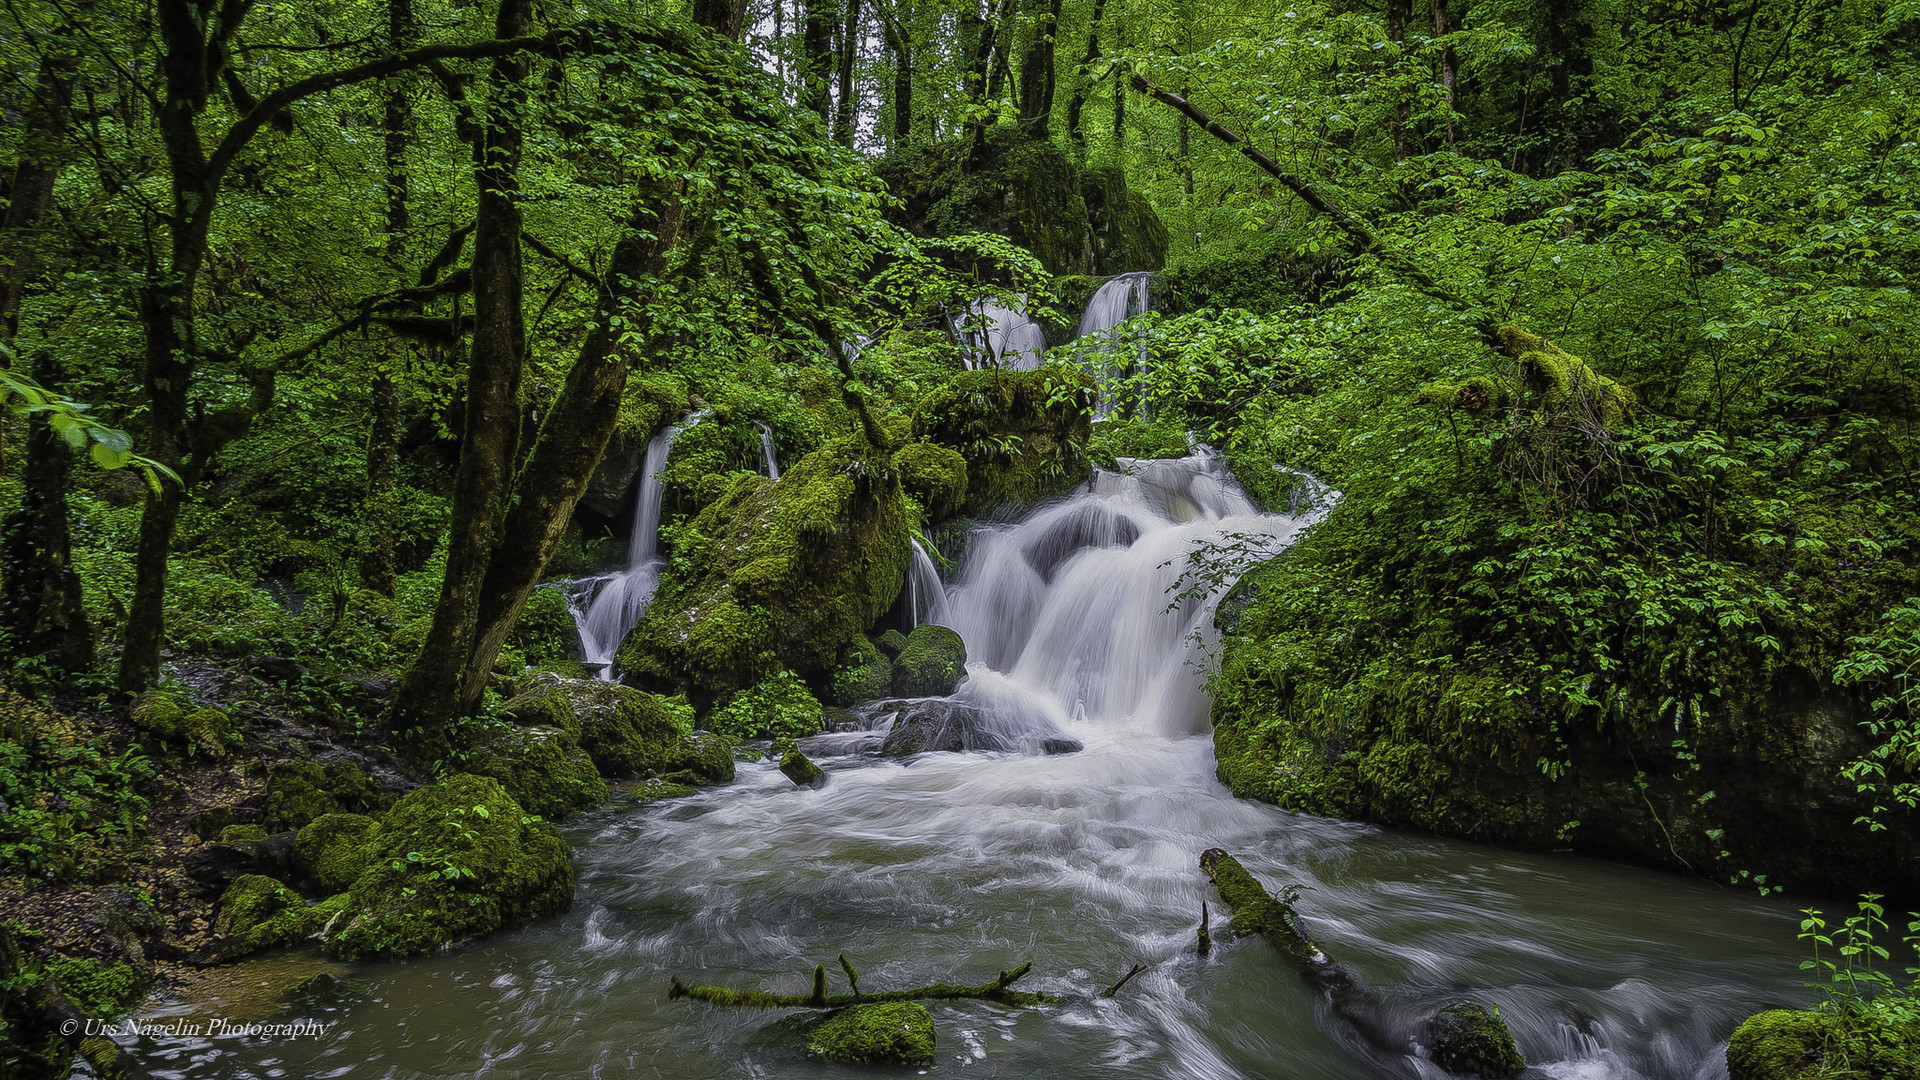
[875,629,909,659]
[249,656,307,683]
[184,832,299,896]
[1426,1002,1525,1079]
[1726,1009,1845,1080]
[779,742,823,786]
[1041,737,1084,755]
[879,700,1008,755]
[635,778,698,802]
[891,625,968,698]
[497,673,721,780]
[800,1002,936,1066]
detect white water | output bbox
[563,416,698,676]
[757,422,781,480]
[952,296,1050,370]
[129,451,1806,1079]
[1076,272,1155,419]
[904,538,951,630]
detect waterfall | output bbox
[951,296,1049,371]
[756,422,780,480]
[943,448,1324,737]
[1075,271,1155,419]
[565,414,701,678]
[903,539,951,630]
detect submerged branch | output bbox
[668,959,1057,1009]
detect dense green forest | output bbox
[0,0,1917,1075]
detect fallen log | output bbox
[1199,847,1330,971]
[669,959,1058,1009]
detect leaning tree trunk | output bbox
[0,42,92,671]
[388,0,533,738]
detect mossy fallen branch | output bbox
[1199,847,1330,970]
[668,958,1059,1009]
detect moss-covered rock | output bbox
[263,759,393,831]
[876,628,909,658]
[893,625,968,698]
[876,129,1165,277]
[326,774,574,959]
[617,437,913,705]
[498,673,702,778]
[1727,1009,1839,1080]
[213,875,347,958]
[778,739,823,786]
[673,731,737,784]
[912,368,1096,517]
[1426,1002,1525,1079]
[634,778,698,802]
[803,1002,936,1066]
[129,689,234,757]
[218,824,269,844]
[828,636,893,707]
[44,955,149,1019]
[466,724,607,820]
[892,442,969,520]
[294,813,382,894]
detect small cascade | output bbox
[564,413,702,678]
[903,539,951,630]
[951,296,1048,371]
[1074,271,1155,419]
[756,422,780,480]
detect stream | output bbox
[126,449,1808,1079]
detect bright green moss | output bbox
[1428,1003,1525,1079]
[634,778,697,802]
[708,669,824,741]
[44,956,148,1019]
[1727,1004,1920,1080]
[892,625,968,698]
[911,368,1096,517]
[213,874,343,957]
[804,1002,936,1066]
[618,437,912,706]
[325,774,574,959]
[615,371,690,440]
[129,690,233,757]
[891,442,969,521]
[1496,326,1633,430]
[263,760,392,831]
[466,725,607,820]
[217,824,269,843]
[778,739,823,786]
[294,812,382,894]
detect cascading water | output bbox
[134,447,1809,1080]
[952,296,1049,370]
[757,422,781,480]
[563,415,699,677]
[903,538,951,630]
[1075,271,1154,419]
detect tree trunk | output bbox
[1434,0,1456,149]
[388,0,533,737]
[0,40,92,671]
[833,0,861,145]
[800,0,835,121]
[456,185,688,713]
[878,2,913,143]
[1017,0,1062,135]
[362,0,415,599]
[1065,0,1103,147]
[1385,0,1410,156]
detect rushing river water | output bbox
[127,452,1809,1080]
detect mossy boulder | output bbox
[1727,1010,1839,1080]
[802,1002,936,1066]
[217,824,269,844]
[325,774,574,959]
[892,442,969,520]
[129,689,233,757]
[1426,1002,1525,1079]
[44,955,149,1019]
[617,437,913,706]
[777,739,823,786]
[213,874,348,958]
[466,724,607,819]
[828,636,893,707]
[875,128,1165,277]
[876,628,909,658]
[912,368,1096,517]
[673,731,737,784]
[634,778,697,802]
[892,625,968,698]
[498,673,712,779]
[293,813,382,894]
[263,759,393,831]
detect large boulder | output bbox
[912,368,1096,518]
[828,636,894,707]
[325,774,574,959]
[498,673,725,781]
[465,725,607,819]
[876,699,1080,757]
[617,437,912,707]
[1425,1003,1524,1079]
[891,625,968,698]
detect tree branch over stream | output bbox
[668,959,1058,1009]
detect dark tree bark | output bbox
[1017,0,1062,134]
[389,0,535,737]
[1385,0,1410,156]
[0,37,91,671]
[877,1,913,143]
[363,0,416,599]
[799,0,835,121]
[833,0,861,145]
[1065,0,1104,146]
[1434,0,1457,148]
